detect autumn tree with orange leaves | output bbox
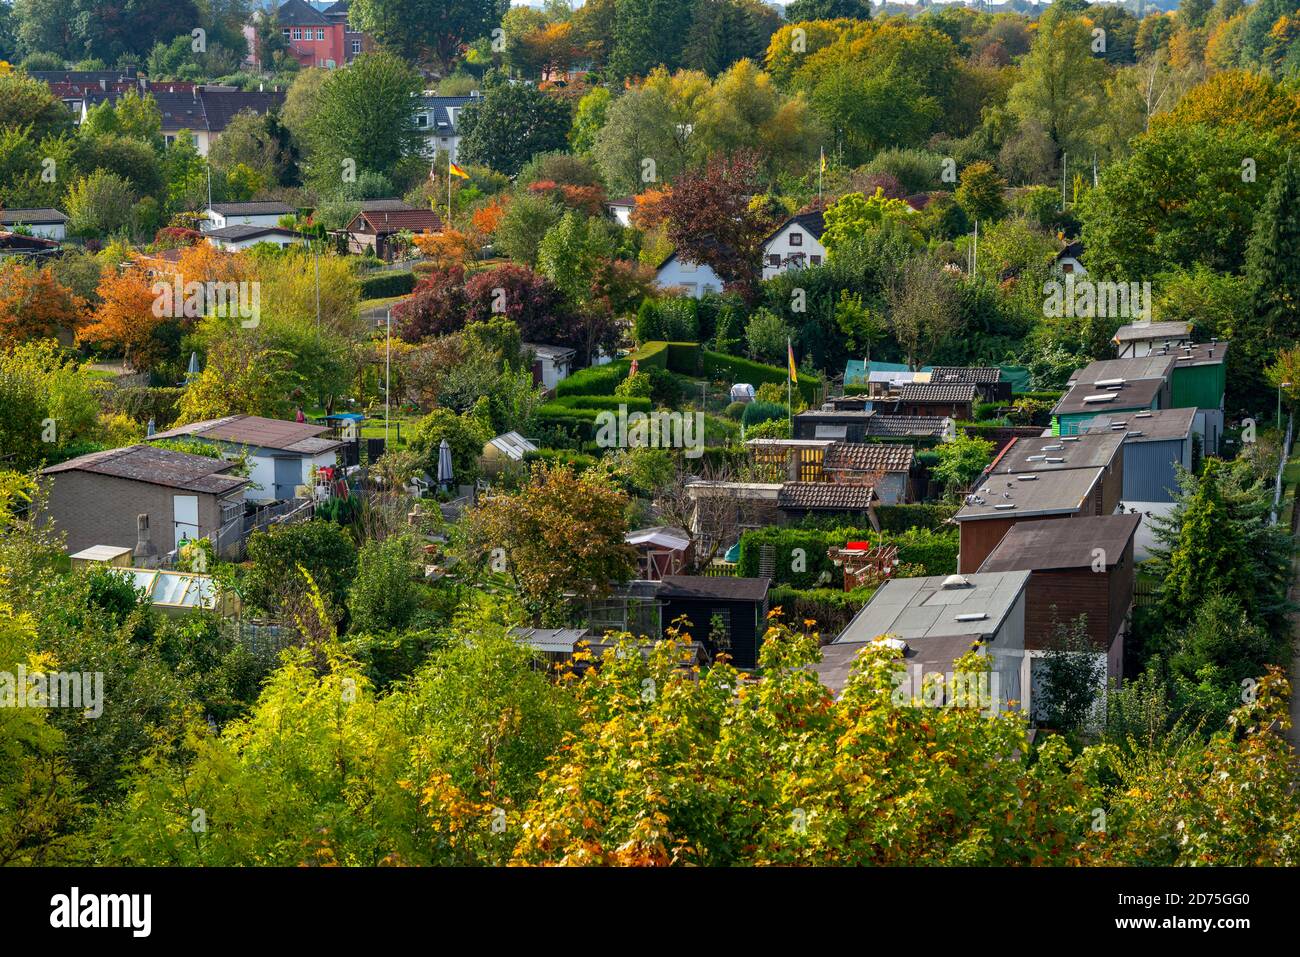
[78,264,170,371]
[0,263,88,346]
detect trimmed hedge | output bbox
[769,586,876,637]
[359,270,416,299]
[737,524,958,589]
[702,350,818,403]
[741,400,787,427]
[543,394,653,413]
[555,359,632,397]
[874,503,959,533]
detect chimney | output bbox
[134,513,157,565]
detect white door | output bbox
[173,495,199,550]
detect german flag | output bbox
[448,161,471,180]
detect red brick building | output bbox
[273,0,371,69]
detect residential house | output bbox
[1087,407,1196,560]
[341,200,443,260]
[1053,354,1175,436]
[821,441,914,504]
[655,251,724,298]
[206,224,306,251]
[273,0,371,68]
[417,93,478,162]
[204,200,296,232]
[605,195,636,227]
[656,575,771,669]
[978,513,1140,681]
[1112,319,1191,359]
[148,414,344,504]
[891,381,978,420]
[814,570,1032,710]
[626,526,693,581]
[0,208,67,240]
[986,431,1125,516]
[953,466,1110,573]
[39,445,248,558]
[525,343,576,392]
[1054,241,1086,277]
[761,211,826,280]
[148,87,285,155]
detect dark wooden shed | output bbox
[656,576,771,670]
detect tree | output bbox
[607,0,695,80]
[592,73,696,195]
[744,308,790,364]
[77,264,166,370]
[347,534,427,635]
[930,432,995,494]
[243,521,359,621]
[394,266,469,342]
[888,255,961,369]
[1040,615,1106,739]
[494,191,562,266]
[349,0,509,74]
[834,289,886,364]
[408,406,492,486]
[536,210,612,305]
[821,188,917,254]
[0,69,73,140]
[785,0,871,20]
[1237,155,1300,406]
[208,109,299,188]
[303,52,423,190]
[954,161,1007,224]
[0,262,86,345]
[64,169,136,237]
[654,149,774,301]
[1005,2,1105,163]
[456,80,573,178]
[463,264,575,346]
[175,335,303,424]
[464,463,637,620]
[570,86,611,154]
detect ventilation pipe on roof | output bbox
[134,513,157,565]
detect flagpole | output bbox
[447,155,452,229]
[818,147,824,201]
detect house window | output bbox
[292,27,301,39]
[282,29,290,40]
[351,39,362,54]
[789,231,803,246]
[767,254,780,266]
[1062,262,1074,274]
[417,114,428,127]
[710,608,733,651]
[316,28,325,40]
[810,255,822,266]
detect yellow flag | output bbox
[788,339,798,384]
[819,149,826,174]
[448,161,471,180]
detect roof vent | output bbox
[1016,474,1038,481]
[1127,430,1143,437]
[1135,411,1152,418]
[1095,377,1125,388]
[1083,393,1118,404]
[1045,457,1065,463]
[875,636,908,652]
[941,574,971,589]
[954,612,989,622]
[994,503,1016,510]
[1025,454,1046,461]
[1043,444,1064,451]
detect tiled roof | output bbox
[200,90,285,132]
[778,482,877,511]
[897,382,977,404]
[277,0,330,25]
[0,208,67,224]
[866,415,950,438]
[208,201,295,216]
[823,442,915,473]
[927,366,1001,385]
[351,207,444,234]
[763,210,825,246]
[41,445,247,495]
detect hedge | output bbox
[741,400,787,427]
[874,503,959,533]
[702,350,818,403]
[555,359,631,397]
[769,586,876,637]
[359,270,416,299]
[104,385,186,428]
[543,394,653,413]
[738,524,958,588]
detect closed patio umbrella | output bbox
[437,438,454,489]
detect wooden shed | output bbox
[656,576,770,670]
[977,514,1139,682]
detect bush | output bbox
[769,586,876,637]
[348,534,427,635]
[744,417,791,439]
[555,360,630,397]
[741,400,787,427]
[635,297,698,342]
[243,521,359,618]
[875,503,960,533]
[359,270,416,299]
[105,386,186,428]
[725,401,747,420]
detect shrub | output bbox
[555,360,630,397]
[702,350,818,403]
[741,400,787,427]
[769,586,876,637]
[725,401,747,420]
[105,386,186,428]
[875,503,960,533]
[243,521,359,618]
[615,371,653,398]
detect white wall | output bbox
[205,212,288,232]
[762,222,826,280]
[209,233,305,251]
[656,257,723,298]
[8,221,66,240]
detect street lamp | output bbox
[1279,382,1292,430]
